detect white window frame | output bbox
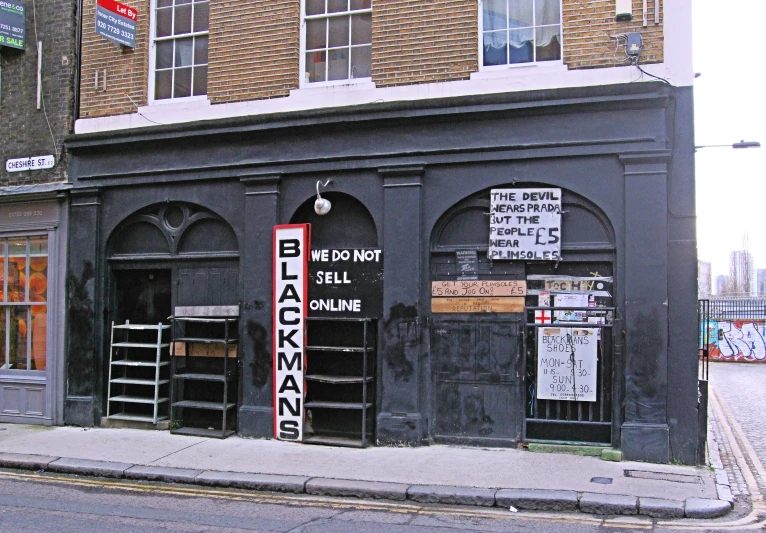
[478,0,564,71]
[299,0,373,89]
[148,0,210,105]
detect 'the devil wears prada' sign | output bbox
[273,224,310,442]
[489,188,561,261]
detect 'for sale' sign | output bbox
[0,1,25,50]
[96,0,137,48]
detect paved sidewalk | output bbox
[0,423,730,519]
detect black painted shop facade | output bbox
[64,82,700,463]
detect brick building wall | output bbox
[75,0,665,118]
[564,0,663,69]
[208,0,299,104]
[0,0,76,187]
[79,0,149,119]
[372,0,478,87]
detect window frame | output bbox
[0,234,49,375]
[478,0,564,71]
[299,0,373,89]
[148,0,211,105]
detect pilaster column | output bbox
[377,165,425,445]
[238,174,280,437]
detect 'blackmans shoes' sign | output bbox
[273,224,310,441]
[0,1,25,50]
[96,0,137,48]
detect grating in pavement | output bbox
[623,470,703,484]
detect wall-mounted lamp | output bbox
[314,179,332,215]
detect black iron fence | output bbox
[708,298,766,321]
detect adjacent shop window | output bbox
[0,236,48,372]
[303,0,372,84]
[481,0,561,67]
[152,0,209,100]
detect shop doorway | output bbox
[113,269,172,325]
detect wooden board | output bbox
[431,297,525,314]
[431,280,526,297]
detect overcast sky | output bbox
[693,0,766,278]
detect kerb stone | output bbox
[0,453,59,471]
[638,497,685,518]
[47,458,133,478]
[306,478,408,501]
[407,485,496,507]
[495,489,578,511]
[124,465,203,483]
[579,493,637,515]
[195,471,308,493]
[684,497,732,518]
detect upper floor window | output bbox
[303,0,372,85]
[481,0,561,67]
[152,0,209,101]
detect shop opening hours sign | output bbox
[537,327,597,402]
[489,188,561,261]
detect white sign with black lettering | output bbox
[273,224,309,441]
[537,327,597,402]
[6,155,55,172]
[489,188,561,261]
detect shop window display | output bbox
[0,236,47,371]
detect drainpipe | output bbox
[73,0,83,121]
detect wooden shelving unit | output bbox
[303,317,376,448]
[170,307,238,439]
[107,321,171,424]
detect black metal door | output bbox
[431,315,522,446]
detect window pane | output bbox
[306,0,325,15]
[175,0,192,5]
[305,50,326,82]
[174,67,192,97]
[536,0,560,26]
[351,13,371,45]
[508,28,533,63]
[483,0,507,31]
[194,35,208,64]
[306,19,326,50]
[29,241,47,304]
[29,236,47,256]
[31,306,46,371]
[350,45,371,78]
[157,0,172,7]
[8,307,28,369]
[350,0,371,9]
[174,3,192,34]
[175,37,194,67]
[155,70,173,100]
[193,65,208,96]
[483,31,507,65]
[193,1,209,32]
[0,307,5,367]
[0,240,5,303]
[536,27,561,61]
[328,0,348,13]
[156,7,173,38]
[8,238,26,303]
[328,16,350,48]
[508,0,534,28]
[328,48,349,80]
[156,40,174,69]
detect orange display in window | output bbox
[30,257,47,272]
[29,272,47,295]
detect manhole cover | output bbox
[590,477,613,484]
[624,470,702,484]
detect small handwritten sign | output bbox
[537,327,597,402]
[431,280,526,297]
[431,297,524,314]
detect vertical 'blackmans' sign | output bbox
[96,0,137,48]
[0,1,25,50]
[273,224,310,441]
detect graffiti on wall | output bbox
[706,320,766,362]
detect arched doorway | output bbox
[430,185,616,446]
[105,202,240,422]
[290,192,380,446]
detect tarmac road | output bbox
[0,469,751,533]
